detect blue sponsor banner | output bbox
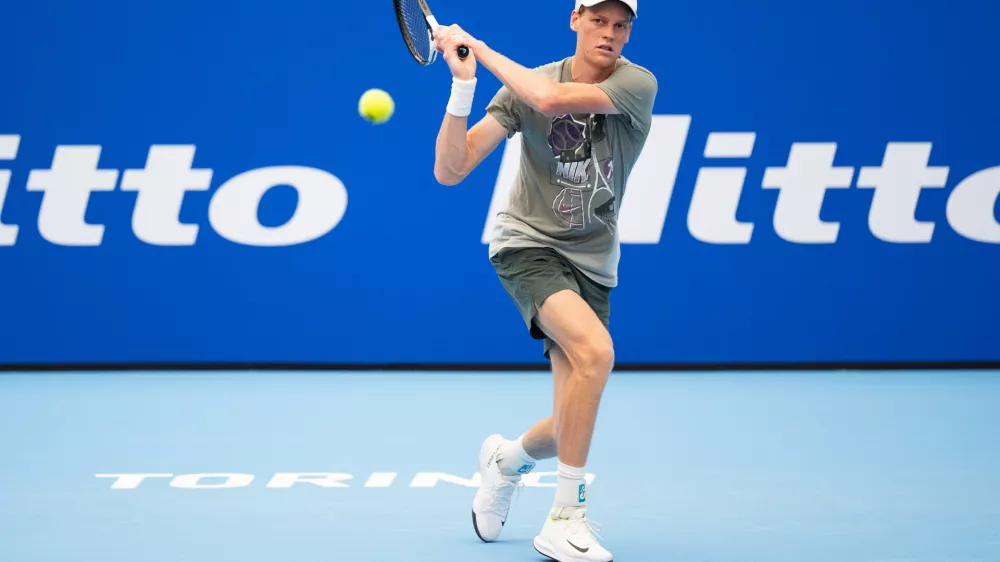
[1,0,997,365]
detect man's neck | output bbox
[570,53,617,84]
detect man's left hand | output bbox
[434,25,485,59]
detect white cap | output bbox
[576,0,637,18]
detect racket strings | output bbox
[398,0,433,62]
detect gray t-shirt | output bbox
[485,56,658,288]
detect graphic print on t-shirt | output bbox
[546,114,617,234]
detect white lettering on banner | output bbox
[95,471,598,489]
[95,473,174,489]
[120,146,213,245]
[1,130,994,248]
[0,139,349,247]
[857,143,949,243]
[170,473,255,489]
[208,166,347,246]
[483,115,999,245]
[481,127,523,244]
[947,166,1000,243]
[266,473,353,489]
[26,146,119,246]
[762,143,855,243]
[0,135,20,245]
[688,132,756,244]
[616,115,691,244]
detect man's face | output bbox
[571,2,634,68]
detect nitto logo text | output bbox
[0,135,348,247]
[483,115,1000,245]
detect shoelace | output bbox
[489,479,523,516]
[564,511,603,546]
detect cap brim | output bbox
[577,0,636,18]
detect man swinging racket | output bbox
[431,2,656,560]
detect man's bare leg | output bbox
[535,290,614,471]
[495,289,611,483]
[526,289,615,562]
[474,290,613,560]
[470,339,573,542]
[517,345,571,461]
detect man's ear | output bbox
[570,9,581,32]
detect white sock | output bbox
[498,435,537,477]
[555,461,587,507]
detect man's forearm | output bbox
[475,43,560,114]
[434,113,469,185]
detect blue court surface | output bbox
[2,369,999,562]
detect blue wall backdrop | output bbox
[1,0,998,366]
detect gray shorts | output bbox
[490,247,611,358]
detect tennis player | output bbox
[433,1,655,560]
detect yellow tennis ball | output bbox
[359,88,394,124]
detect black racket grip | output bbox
[457,45,470,59]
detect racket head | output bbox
[394,0,437,65]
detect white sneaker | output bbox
[533,506,613,562]
[471,434,521,542]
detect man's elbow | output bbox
[535,98,561,118]
[532,85,564,117]
[434,166,465,186]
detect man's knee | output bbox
[570,333,615,383]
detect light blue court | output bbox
[1,370,999,562]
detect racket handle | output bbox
[457,45,470,59]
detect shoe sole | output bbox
[471,509,503,543]
[533,536,612,562]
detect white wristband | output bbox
[446,77,477,118]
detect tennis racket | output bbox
[393,0,469,66]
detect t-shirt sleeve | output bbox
[595,64,658,135]
[486,85,523,139]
